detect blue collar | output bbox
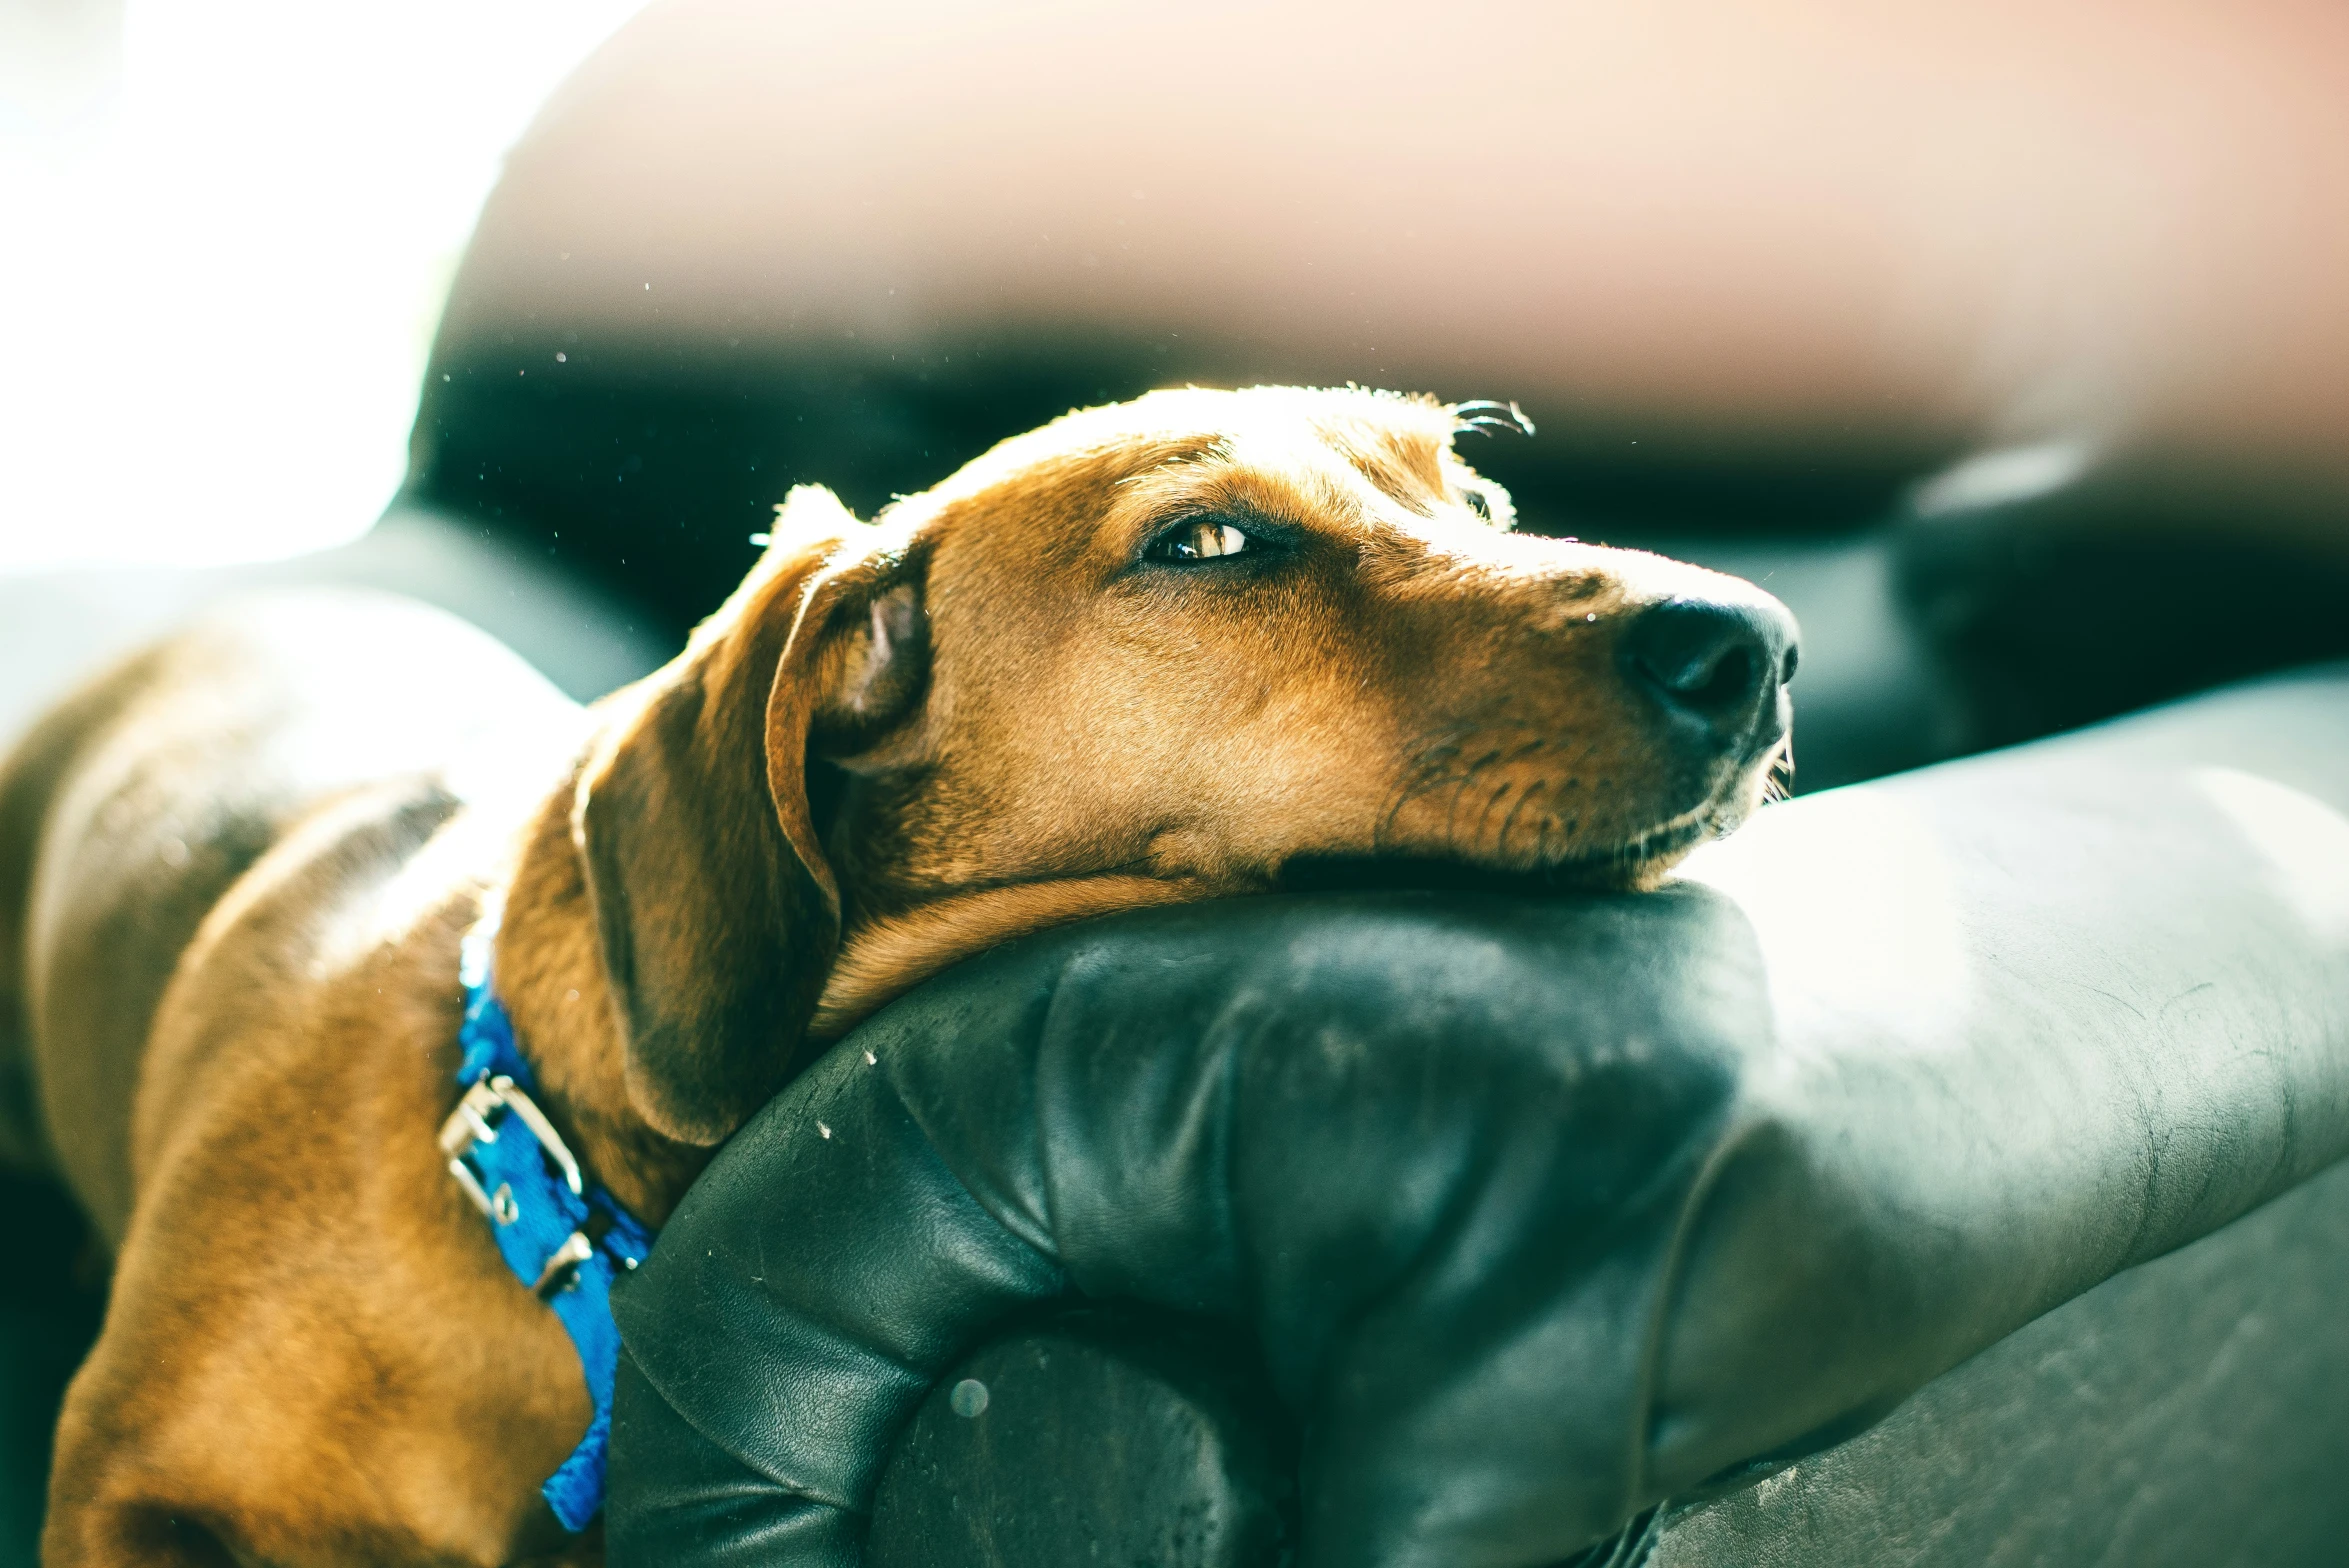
[439,912,656,1533]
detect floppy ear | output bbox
[572,486,932,1145]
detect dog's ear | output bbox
[572,486,932,1145]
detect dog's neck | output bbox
[484,768,711,1227]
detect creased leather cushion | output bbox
[609,666,2349,1567]
[1647,1151,2349,1566]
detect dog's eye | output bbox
[1147,518,1252,562]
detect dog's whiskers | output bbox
[1497,775,1547,863]
[1441,746,1512,855]
[1383,725,1574,866]
[1766,738,1796,804]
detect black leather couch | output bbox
[604,668,2349,1566]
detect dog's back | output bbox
[0,642,189,1188]
[0,589,585,1239]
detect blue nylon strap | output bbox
[452,915,657,1532]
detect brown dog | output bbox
[0,386,1794,1565]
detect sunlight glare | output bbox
[0,0,647,575]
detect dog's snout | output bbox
[1621,595,1797,738]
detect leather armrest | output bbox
[609,665,2349,1567]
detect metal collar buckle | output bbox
[439,1071,586,1233]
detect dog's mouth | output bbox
[1280,813,1718,899]
[1291,734,1792,898]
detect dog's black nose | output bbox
[1621,595,1798,738]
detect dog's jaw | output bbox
[811,729,1794,1035]
[811,873,1214,1038]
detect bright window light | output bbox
[0,0,647,575]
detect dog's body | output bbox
[0,388,1795,1565]
[0,596,597,1565]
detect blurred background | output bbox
[8,0,2348,779]
[2,0,2348,1558]
[0,0,644,572]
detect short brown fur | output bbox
[0,387,1792,1565]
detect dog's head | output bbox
[576,386,1796,1142]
